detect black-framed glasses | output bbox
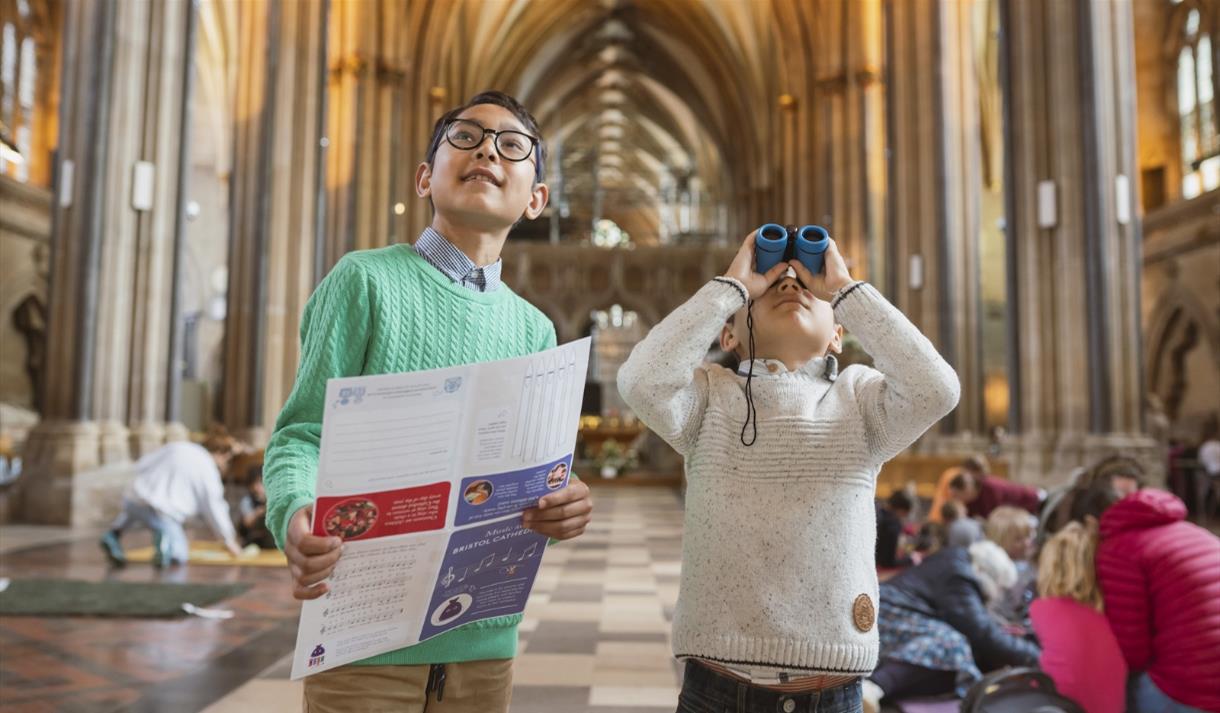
[444,119,538,163]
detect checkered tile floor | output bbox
[200,487,687,713]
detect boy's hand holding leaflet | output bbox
[289,338,590,678]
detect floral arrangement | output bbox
[594,439,638,476]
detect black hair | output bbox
[425,90,546,183]
[887,490,914,513]
[949,473,975,492]
[1083,454,1146,489]
[1068,479,1123,524]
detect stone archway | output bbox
[1146,286,1220,426]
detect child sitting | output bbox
[1030,522,1126,713]
[942,500,983,548]
[877,490,915,569]
[618,232,959,711]
[238,466,276,549]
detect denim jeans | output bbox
[1127,672,1207,713]
[111,499,189,564]
[677,661,863,713]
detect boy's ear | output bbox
[522,182,549,221]
[827,324,844,355]
[719,322,739,354]
[416,162,433,199]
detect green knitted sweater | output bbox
[264,243,556,665]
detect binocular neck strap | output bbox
[740,302,758,447]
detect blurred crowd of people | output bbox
[868,455,1219,713]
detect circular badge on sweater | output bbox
[852,594,875,632]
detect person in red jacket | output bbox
[948,457,1045,520]
[1082,482,1220,713]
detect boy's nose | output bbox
[474,136,500,161]
[777,278,800,292]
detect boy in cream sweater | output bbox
[617,231,959,712]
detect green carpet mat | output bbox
[0,578,252,617]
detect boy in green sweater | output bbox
[265,91,594,712]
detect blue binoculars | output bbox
[754,224,830,276]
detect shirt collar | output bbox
[412,226,503,293]
[736,354,838,382]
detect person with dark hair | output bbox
[265,91,594,711]
[619,228,960,711]
[948,462,1044,520]
[876,490,914,568]
[238,466,276,549]
[941,500,983,549]
[1039,455,1145,543]
[1091,487,1220,713]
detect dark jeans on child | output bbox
[677,660,863,713]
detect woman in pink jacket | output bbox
[1083,484,1220,713]
[1030,521,1126,713]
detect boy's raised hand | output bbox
[787,237,854,302]
[724,231,790,300]
[285,504,344,600]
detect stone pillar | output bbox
[813,0,885,280]
[323,0,406,257]
[885,0,985,442]
[1001,0,1156,484]
[23,0,195,524]
[221,0,328,442]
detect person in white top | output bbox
[99,437,245,567]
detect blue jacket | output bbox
[883,546,1041,671]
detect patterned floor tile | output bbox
[0,486,687,713]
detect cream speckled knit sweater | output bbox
[617,279,959,675]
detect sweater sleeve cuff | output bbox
[830,281,885,330]
[830,280,867,309]
[273,493,317,551]
[708,277,749,312]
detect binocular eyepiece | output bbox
[754,224,830,276]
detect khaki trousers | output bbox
[303,659,513,713]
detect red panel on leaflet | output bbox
[313,482,451,541]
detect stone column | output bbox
[884,0,985,443]
[23,0,195,524]
[221,0,328,442]
[1001,0,1156,484]
[814,0,884,280]
[218,0,273,443]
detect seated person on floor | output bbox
[99,433,245,567]
[1079,476,1220,713]
[984,505,1037,625]
[877,489,915,569]
[861,540,1040,713]
[238,465,277,550]
[1037,454,1144,544]
[1030,521,1126,713]
[941,500,982,549]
